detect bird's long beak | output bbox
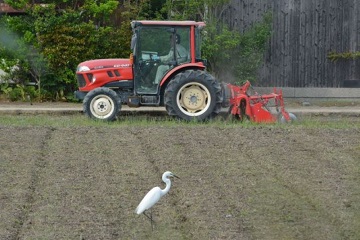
[172,174,180,179]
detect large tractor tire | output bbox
[83,87,121,121]
[164,70,223,121]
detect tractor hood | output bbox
[77,58,132,72]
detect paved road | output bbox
[0,101,360,116]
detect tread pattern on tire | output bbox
[164,70,223,121]
[83,87,121,121]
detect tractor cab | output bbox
[130,21,203,95]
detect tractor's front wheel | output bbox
[164,70,222,121]
[83,87,121,121]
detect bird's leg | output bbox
[150,209,154,231]
[143,210,155,231]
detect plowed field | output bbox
[1,115,360,239]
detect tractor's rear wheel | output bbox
[164,70,222,121]
[83,87,121,121]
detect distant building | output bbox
[0,1,25,15]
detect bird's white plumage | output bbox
[135,186,162,214]
[135,171,177,215]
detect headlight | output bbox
[77,66,90,72]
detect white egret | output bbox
[135,171,179,229]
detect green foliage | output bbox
[4,0,27,10]
[1,0,136,101]
[0,83,13,96]
[202,23,240,66]
[202,12,272,83]
[161,0,272,83]
[1,0,272,100]
[24,85,38,100]
[8,84,25,101]
[83,0,119,23]
[0,83,38,101]
[161,0,231,21]
[327,51,360,62]
[233,12,272,83]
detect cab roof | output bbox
[131,20,206,28]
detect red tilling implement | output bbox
[223,81,296,123]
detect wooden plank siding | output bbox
[223,0,360,87]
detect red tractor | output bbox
[75,20,295,123]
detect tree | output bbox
[1,0,143,100]
[1,0,271,101]
[160,0,272,83]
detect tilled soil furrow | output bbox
[12,127,55,240]
[1,117,359,240]
[127,127,161,176]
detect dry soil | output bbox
[0,115,359,239]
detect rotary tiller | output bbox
[223,80,295,123]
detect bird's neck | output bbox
[161,179,171,196]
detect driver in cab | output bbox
[155,34,189,84]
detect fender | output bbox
[159,62,206,86]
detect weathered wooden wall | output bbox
[223,0,360,87]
